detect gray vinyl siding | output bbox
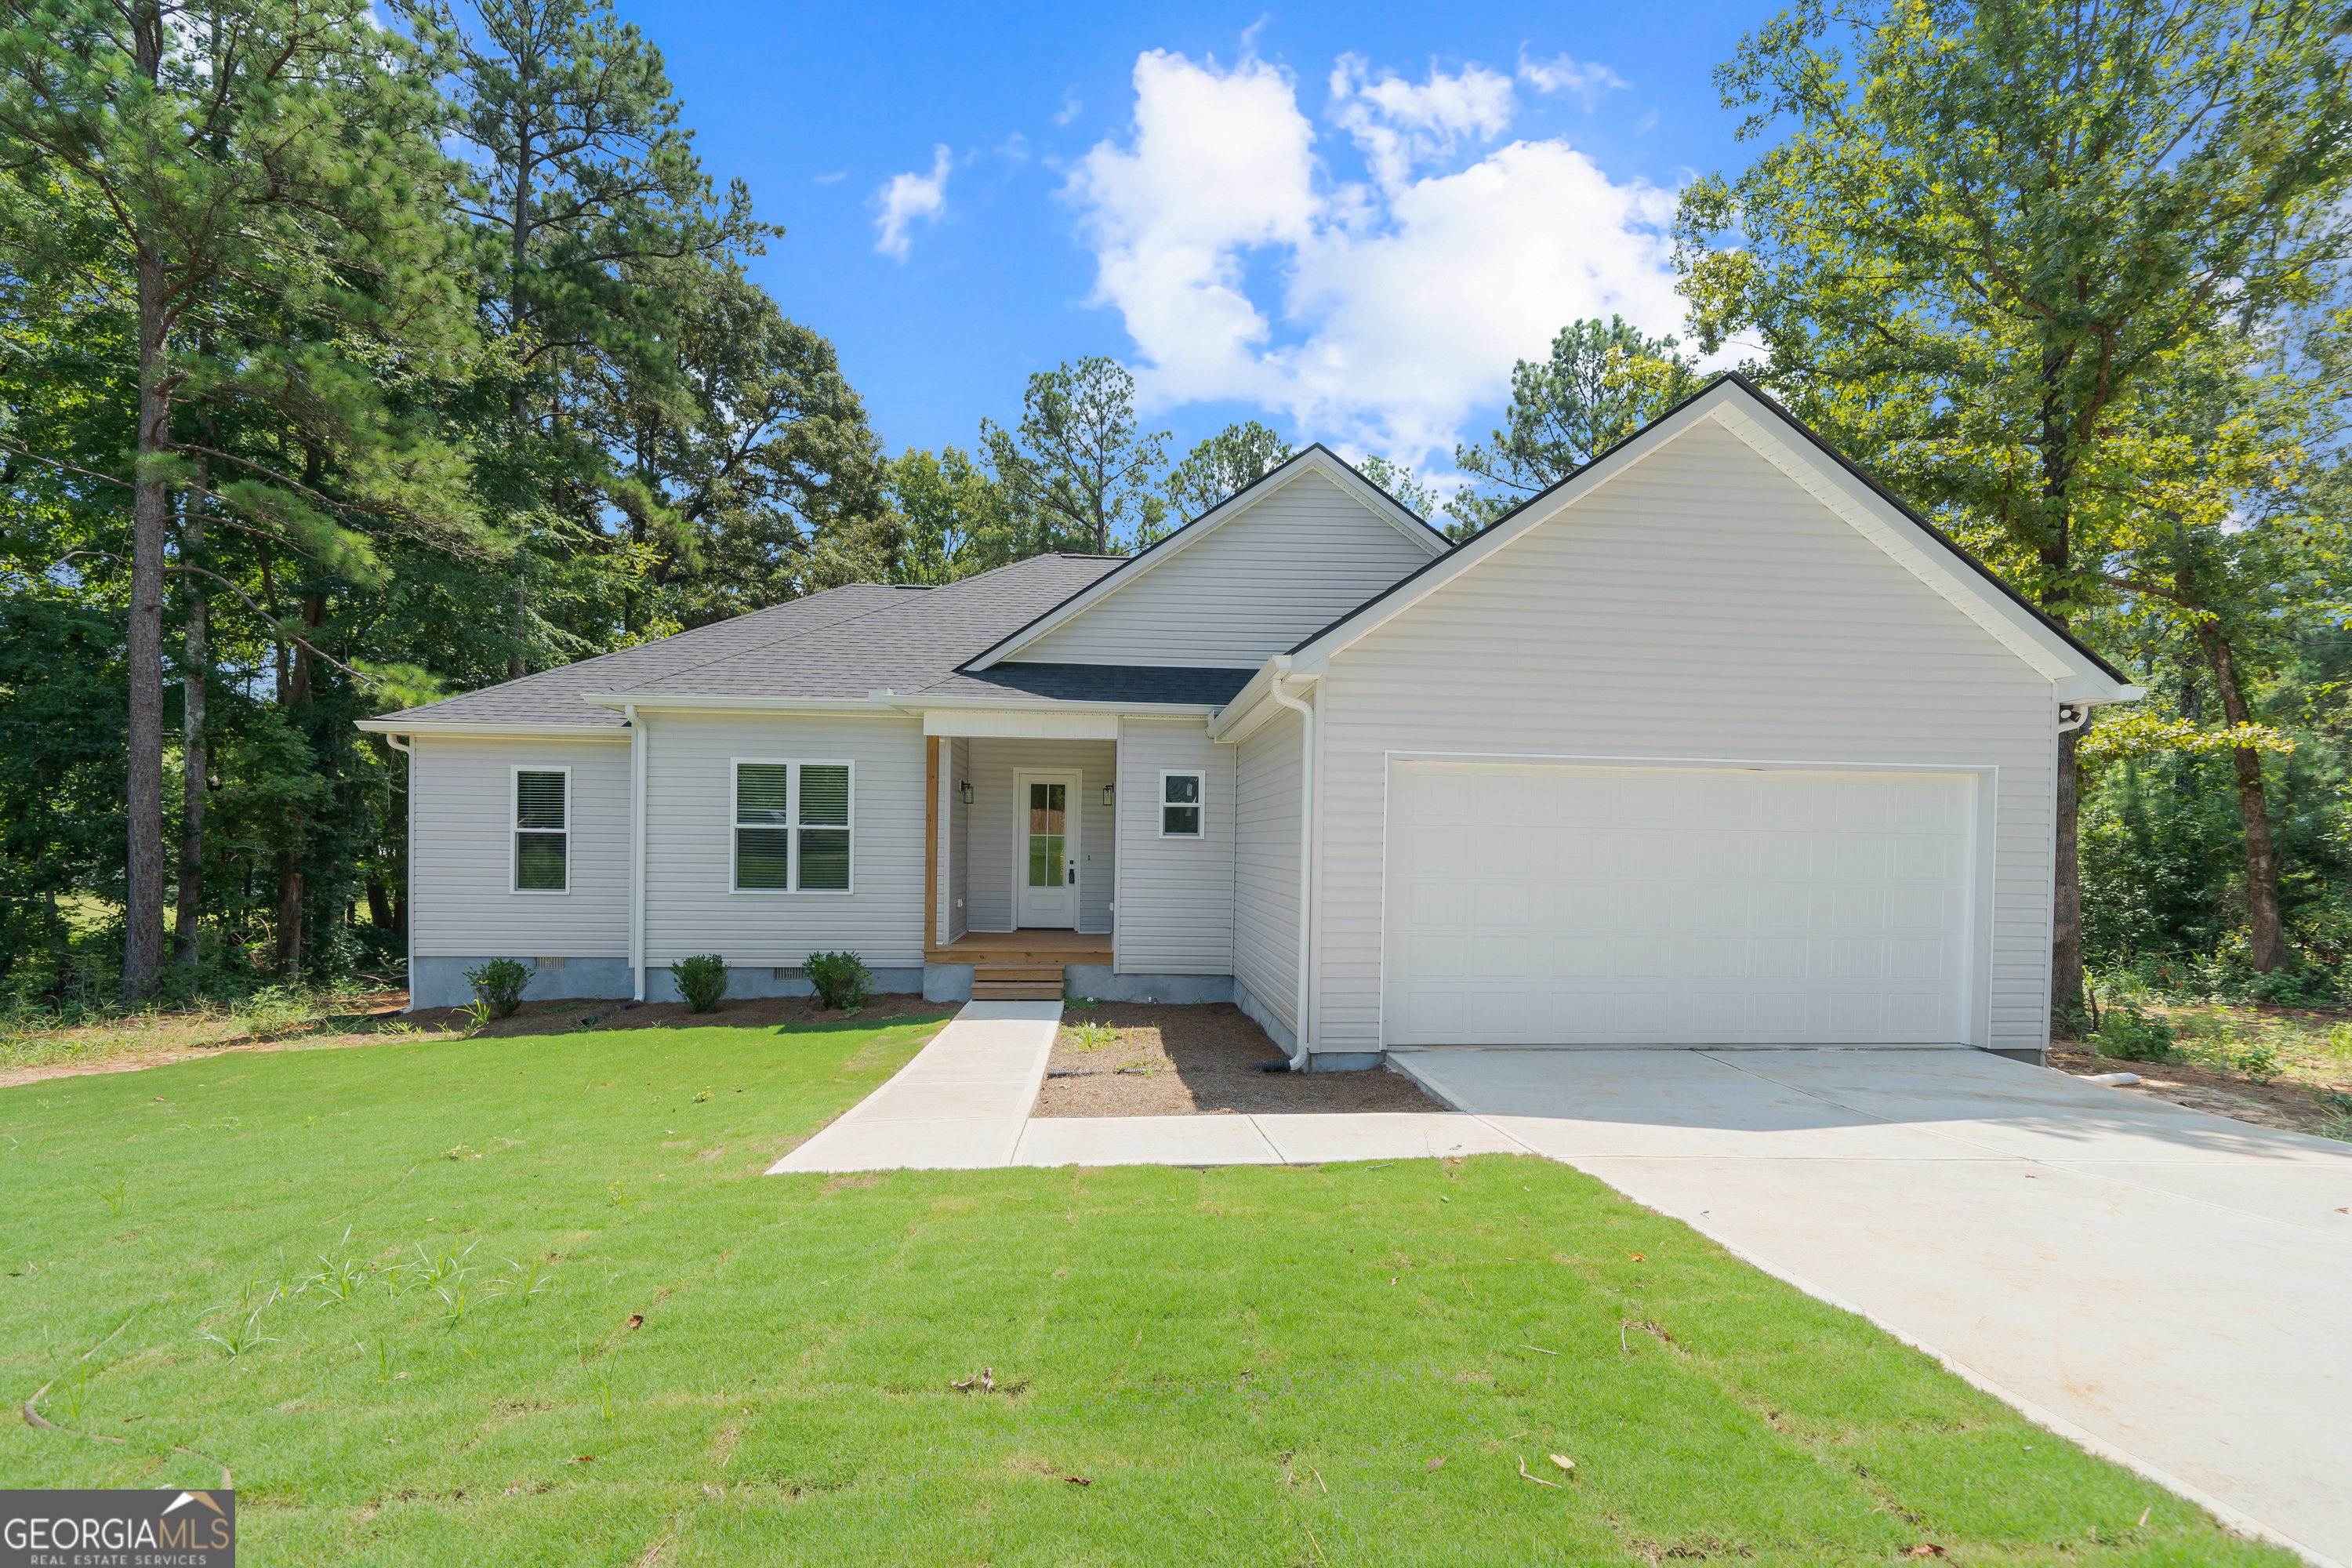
[962,739,1116,933]
[1114,718,1234,973]
[641,710,925,967]
[1312,419,2058,1057]
[946,735,971,942]
[1017,471,1439,667]
[1232,706,1304,1027]
[410,735,631,957]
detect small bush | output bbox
[2324,1022,2352,1058]
[804,951,871,1011]
[2090,1006,2176,1063]
[461,959,532,1020]
[671,954,728,1014]
[2226,1035,2284,1084]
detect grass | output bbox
[0,1020,2295,1566]
[0,985,404,1075]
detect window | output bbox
[733,760,853,892]
[514,768,568,892]
[1160,771,1203,837]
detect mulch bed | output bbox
[402,991,960,1040]
[2049,1043,2350,1137]
[1032,1001,1440,1117]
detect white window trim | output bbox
[510,764,572,895]
[1158,768,1205,839]
[729,758,856,895]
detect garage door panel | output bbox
[1386,762,1975,1046]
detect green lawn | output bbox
[0,1017,2291,1566]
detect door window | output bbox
[1026,781,1067,886]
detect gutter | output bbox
[627,705,647,1000]
[1266,655,1318,1072]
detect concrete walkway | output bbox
[1394,1046,2352,1568]
[768,1000,1062,1173]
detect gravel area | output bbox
[1032,1001,1441,1117]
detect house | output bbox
[357,376,2141,1067]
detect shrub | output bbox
[804,951,872,1011]
[2227,1035,2284,1084]
[671,954,728,1014]
[461,959,532,1020]
[2090,1006,2176,1063]
[2325,1022,2352,1058]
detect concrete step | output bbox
[972,982,1065,1001]
[973,964,1064,983]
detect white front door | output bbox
[1013,769,1082,928]
[1383,761,1978,1046]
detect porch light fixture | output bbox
[958,780,973,805]
[1102,783,1115,807]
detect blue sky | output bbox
[622,0,1771,480]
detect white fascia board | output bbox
[354,718,630,740]
[885,695,1221,717]
[578,691,898,713]
[967,448,1446,672]
[1207,659,1316,744]
[2058,677,2148,705]
[919,708,1122,740]
[1287,379,2132,698]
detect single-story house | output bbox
[358,375,2141,1067]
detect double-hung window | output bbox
[1160,771,1203,837]
[514,768,569,891]
[734,760,853,892]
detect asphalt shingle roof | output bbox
[909,663,1255,706]
[374,554,1127,728]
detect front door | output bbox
[1013,769,1081,928]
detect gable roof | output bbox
[964,445,1449,671]
[1280,374,2136,699]
[358,554,1124,731]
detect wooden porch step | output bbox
[972,962,1065,1002]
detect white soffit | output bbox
[1704,401,2077,682]
[921,709,1120,739]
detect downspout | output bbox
[1268,656,1316,1071]
[387,734,414,1012]
[627,705,646,1000]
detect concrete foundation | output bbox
[408,956,632,1011]
[1231,976,1296,1056]
[1063,967,1232,1004]
[641,965,924,1005]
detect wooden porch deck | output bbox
[924,931,1112,966]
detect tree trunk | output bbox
[174,486,208,967]
[2035,372,2084,1022]
[365,877,394,932]
[274,861,303,976]
[2199,625,2288,971]
[123,232,173,1000]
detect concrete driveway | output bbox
[1391,1045,2352,1568]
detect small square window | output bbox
[1161,771,1202,837]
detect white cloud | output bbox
[873,145,952,261]
[1052,88,1083,127]
[815,169,848,185]
[1065,49,1685,468]
[1518,50,1631,111]
[1329,55,1515,194]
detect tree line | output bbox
[5,0,2350,1018]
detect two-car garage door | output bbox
[1383,762,1977,1046]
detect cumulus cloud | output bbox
[1065,49,1680,467]
[1518,50,1631,111]
[873,145,952,260]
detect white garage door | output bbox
[1384,762,1976,1046]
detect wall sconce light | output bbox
[1102,783,1115,807]
[958,780,973,806]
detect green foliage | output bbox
[1353,454,1441,520]
[1449,317,1699,532]
[2090,1007,2177,1062]
[1163,421,1294,521]
[801,950,870,1011]
[462,958,532,1020]
[670,953,728,1013]
[981,357,1171,554]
